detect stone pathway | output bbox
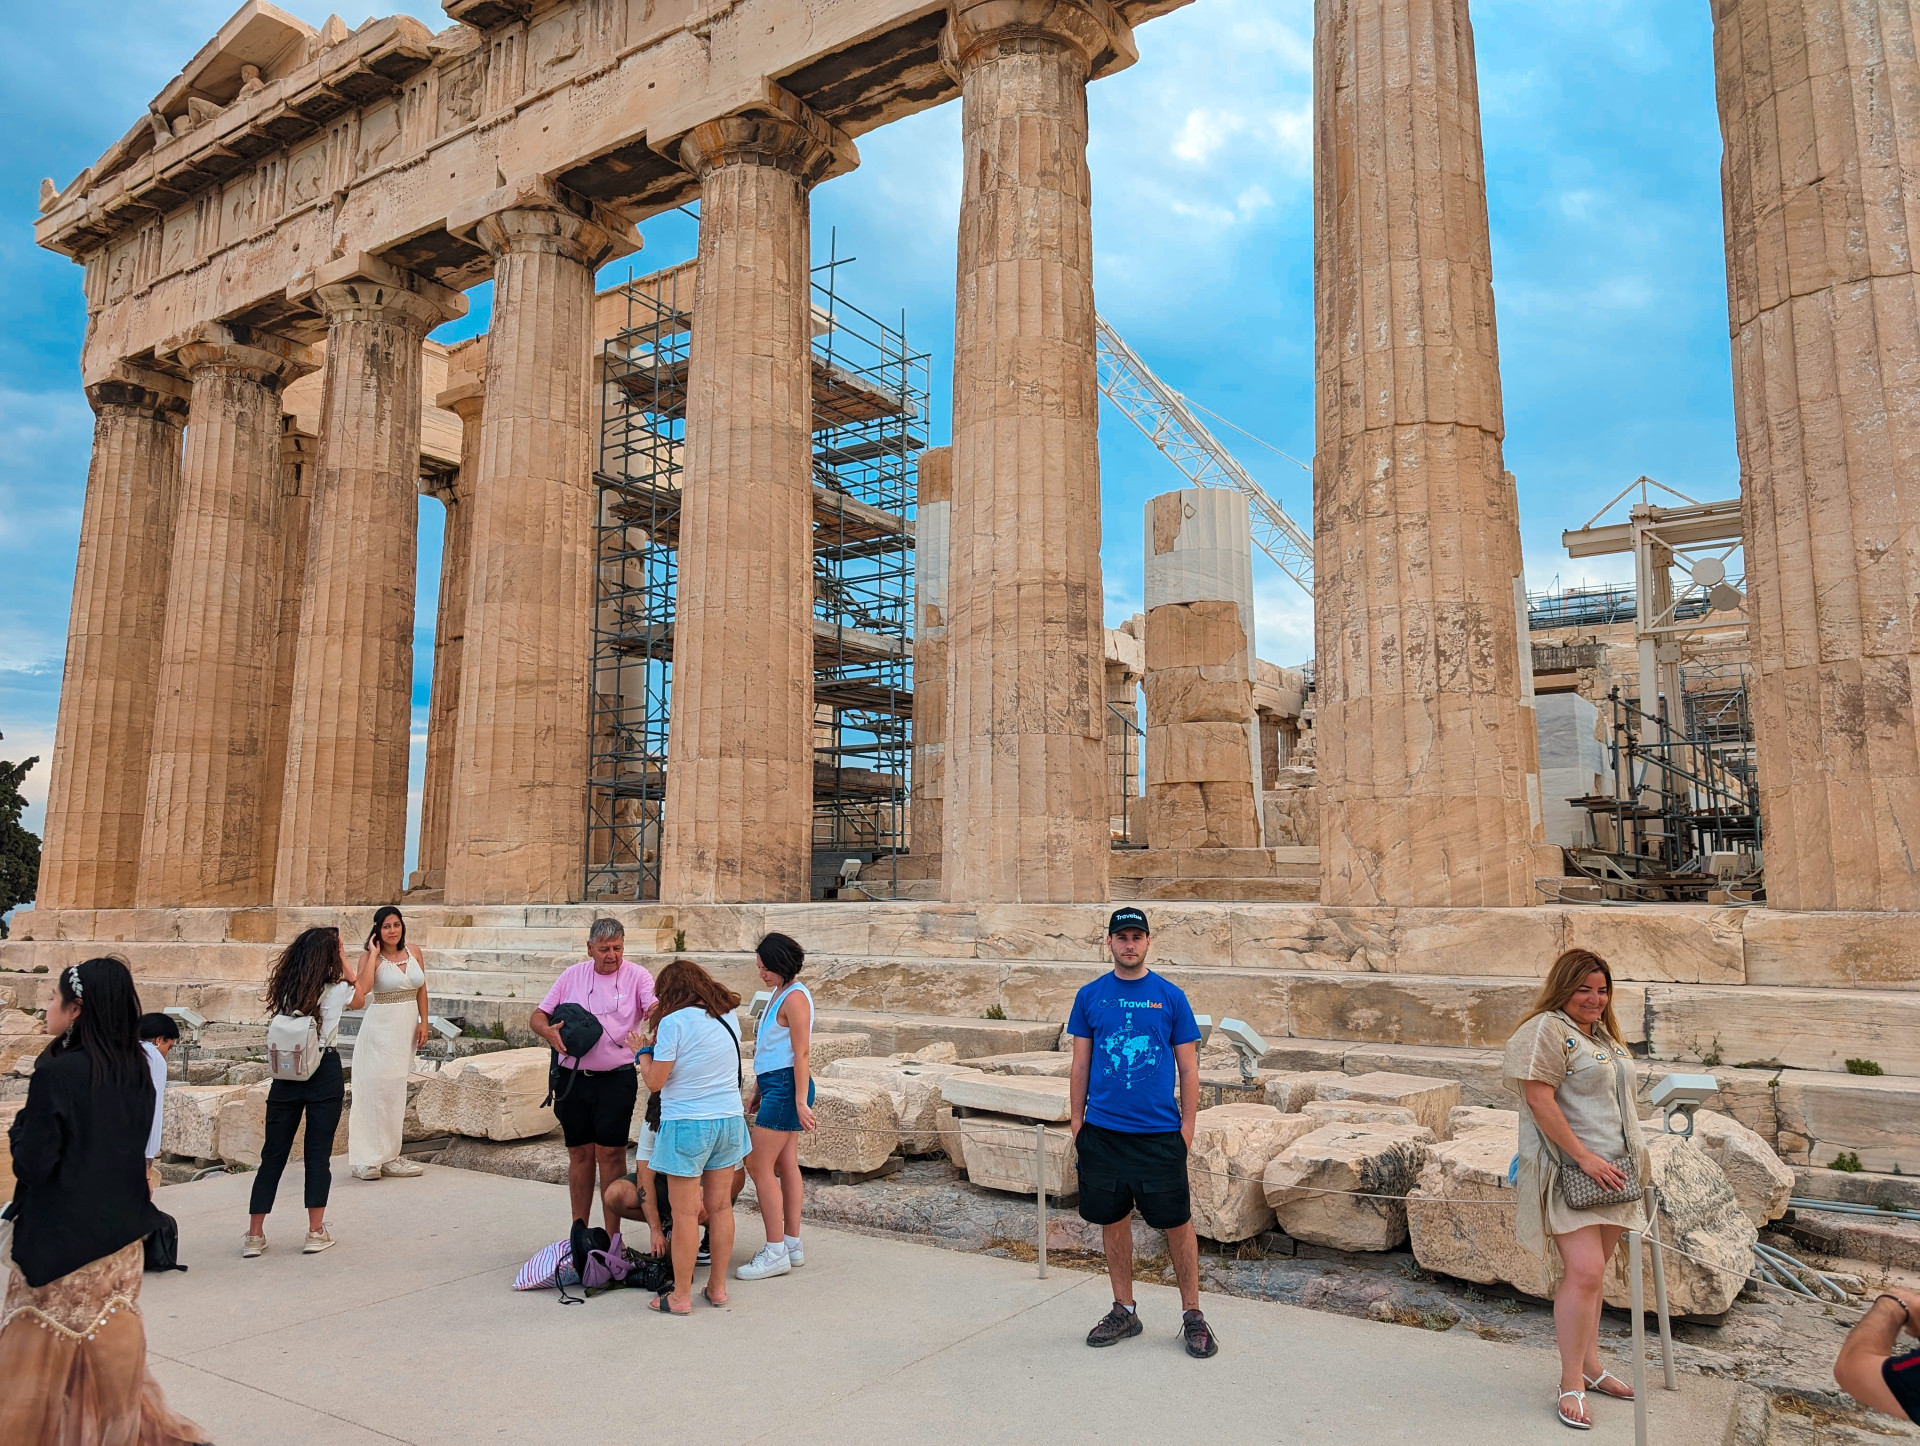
[141,1164,1740,1443]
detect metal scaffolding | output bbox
[586,255,926,901]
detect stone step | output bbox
[1110,847,1321,880]
[1115,877,1319,901]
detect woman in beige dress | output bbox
[347,905,429,1181]
[1506,948,1651,1431]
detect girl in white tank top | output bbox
[737,933,813,1283]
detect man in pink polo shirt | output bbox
[530,919,657,1230]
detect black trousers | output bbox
[248,1050,344,1215]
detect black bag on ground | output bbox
[144,1210,188,1273]
[541,1003,605,1107]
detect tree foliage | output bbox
[0,735,40,939]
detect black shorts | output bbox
[1885,1348,1920,1421]
[1075,1121,1192,1231]
[552,1065,638,1149]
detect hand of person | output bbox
[650,1231,668,1259]
[1577,1152,1629,1192]
[796,1100,817,1132]
[1181,1119,1195,1150]
[1069,1117,1082,1140]
[414,1021,429,1050]
[624,1029,647,1052]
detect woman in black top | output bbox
[1,957,204,1445]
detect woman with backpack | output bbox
[245,927,354,1257]
[736,932,815,1282]
[2,957,205,1444]
[630,958,748,1315]
[347,904,429,1182]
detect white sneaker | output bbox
[735,1244,791,1281]
[352,1166,382,1181]
[303,1228,336,1254]
[380,1157,424,1177]
[785,1238,804,1267]
[242,1234,267,1259]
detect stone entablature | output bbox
[38,0,1175,388]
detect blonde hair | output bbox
[1523,948,1624,1042]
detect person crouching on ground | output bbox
[736,931,815,1282]
[1066,907,1218,1359]
[530,918,657,1234]
[1505,948,1651,1430]
[603,1089,745,1269]
[629,958,748,1315]
[138,1011,178,1191]
[1835,1286,1920,1422]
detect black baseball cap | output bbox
[1107,907,1150,936]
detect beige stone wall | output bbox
[1711,0,1920,912]
[1312,0,1541,907]
[942,0,1121,904]
[37,371,187,909]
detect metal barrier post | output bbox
[1629,1231,1649,1446]
[1035,1123,1048,1279]
[1646,1187,1677,1390]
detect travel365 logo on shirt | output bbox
[1098,995,1166,1091]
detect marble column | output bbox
[37,366,188,909]
[1312,0,1542,907]
[660,109,844,903]
[412,382,483,895]
[257,420,319,896]
[1711,0,1920,911]
[1141,488,1265,850]
[272,259,463,905]
[907,446,952,877]
[137,324,316,906]
[940,0,1133,904]
[443,181,634,904]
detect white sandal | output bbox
[1584,1370,1634,1400]
[1557,1391,1592,1430]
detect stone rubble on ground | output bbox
[824,1057,984,1155]
[1264,1122,1433,1251]
[411,1048,555,1142]
[954,1111,1077,1196]
[1687,1109,1794,1227]
[1188,1103,1318,1243]
[796,1077,898,1174]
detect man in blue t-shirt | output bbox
[1066,907,1216,1358]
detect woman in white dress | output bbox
[347,905,429,1181]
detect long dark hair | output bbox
[646,958,741,1027]
[366,904,406,955]
[755,932,805,984]
[266,927,346,1019]
[42,956,146,1089]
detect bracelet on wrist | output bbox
[1876,1294,1908,1316]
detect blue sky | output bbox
[0,0,1733,869]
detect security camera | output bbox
[748,990,774,1026]
[1649,1072,1719,1137]
[1192,1014,1215,1048]
[1217,1017,1268,1084]
[163,1005,206,1034]
[426,1015,460,1041]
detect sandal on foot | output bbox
[1557,1391,1591,1430]
[1584,1370,1633,1400]
[647,1296,692,1317]
[702,1286,726,1308]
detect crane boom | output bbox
[1093,314,1314,597]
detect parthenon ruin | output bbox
[11,0,1920,1181]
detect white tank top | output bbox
[754,981,812,1074]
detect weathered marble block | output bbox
[1263,1071,1348,1113]
[1314,1072,1461,1139]
[1686,1110,1792,1227]
[959,1112,1076,1196]
[1300,1101,1425,1132]
[1448,1106,1519,1138]
[939,1072,1071,1123]
[1264,1123,1432,1251]
[161,1083,249,1159]
[796,1078,897,1174]
[1189,1104,1317,1243]
[826,1058,985,1154]
[411,1048,555,1141]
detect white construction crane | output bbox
[1093,314,1314,597]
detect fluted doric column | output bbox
[660,103,850,903]
[257,420,318,896]
[443,179,635,904]
[940,0,1134,904]
[1711,0,1920,911]
[37,365,189,909]
[272,257,464,905]
[412,379,483,896]
[138,324,316,906]
[909,446,953,876]
[1312,0,1542,906]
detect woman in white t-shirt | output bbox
[629,959,747,1315]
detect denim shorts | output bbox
[754,1068,816,1132]
[650,1115,751,1178]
